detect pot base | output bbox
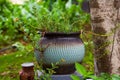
[42,63,81,75]
[37,70,82,80]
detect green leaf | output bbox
[75,62,87,76]
[71,74,81,80]
[77,0,83,3]
[88,75,98,80]
[87,72,93,76]
[0,0,6,4]
[112,74,120,80]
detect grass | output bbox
[0,44,36,80]
[0,40,94,80]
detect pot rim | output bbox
[42,32,81,38]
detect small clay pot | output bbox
[20,63,34,80]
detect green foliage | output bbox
[0,44,35,80]
[75,62,93,79]
[81,30,94,73]
[75,62,87,76]
[71,74,80,80]
[0,0,92,80]
[71,63,120,80]
[112,74,120,80]
[0,0,90,45]
[35,62,60,80]
[34,0,90,32]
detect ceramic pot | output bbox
[34,32,85,74]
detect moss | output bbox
[93,26,112,73]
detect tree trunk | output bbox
[90,0,120,75]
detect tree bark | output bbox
[90,0,120,75]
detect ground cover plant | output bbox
[71,62,120,80]
[0,44,36,80]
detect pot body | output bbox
[34,32,85,74]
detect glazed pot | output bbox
[34,32,85,74]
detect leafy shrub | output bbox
[0,0,90,45]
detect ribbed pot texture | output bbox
[34,32,85,74]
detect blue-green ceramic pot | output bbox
[34,32,85,74]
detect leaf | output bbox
[112,74,120,80]
[77,0,83,3]
[87,72,93,76]
[88,75,98,80]
[71,74,81,80]
[65,0,72,9]
[75,62,87,76]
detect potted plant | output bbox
[33,0,89,79]
[35,32,85,74]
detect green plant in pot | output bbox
[34,0,89,75]
[35,32,85,74]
